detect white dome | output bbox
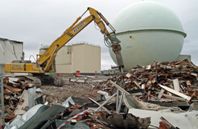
[113,1,186,36]
[110,1,186,70]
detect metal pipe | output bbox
[0,73,4,125]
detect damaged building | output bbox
[0,38,24,73]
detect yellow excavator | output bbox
[4,7,124,86]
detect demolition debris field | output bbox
[2,59,198,129]
[41,81,99,103]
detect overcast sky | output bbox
[0,0,197,69]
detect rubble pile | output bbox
[3,77,43,122]
[96,59,198,106]
[4,97,151,129]
[55,106,150,129]
[1,60,198,129]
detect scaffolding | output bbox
[0,73,4,125]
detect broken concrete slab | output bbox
[19,105,65,129]
[97,112,151,129]
[4,104,44,129]
[129,108,198,129]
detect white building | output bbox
[55,43,101,73]
[0,38,23,73]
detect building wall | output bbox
[55,44,101,73]
[0,38,23,74]
[0,38,23,64]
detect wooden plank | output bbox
[162,94,185,101]
[158,89,165,99]
[4,85,22,93]
[109,81,147,109]
[109,81,130,95]
[173,79,180,92]
[94,92,116,112]
[146,65,151,70]
[116,90,119,112]
[133,81,141,88]
[95,92,116,112]
[116,92,123,113]
[159,84,191,101]
[126,73,132,78]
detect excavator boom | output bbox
[4,7,124,74]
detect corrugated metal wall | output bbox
[0,38,23,64]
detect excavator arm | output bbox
[4,7,124,74]
[38,7,124,72]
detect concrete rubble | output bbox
[1,59,198,129]
[95,59,198,108]
[3,77,45,122]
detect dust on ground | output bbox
[40,75,109,103]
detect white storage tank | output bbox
[110,1,186,70]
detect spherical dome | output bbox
[110,1,186,70]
